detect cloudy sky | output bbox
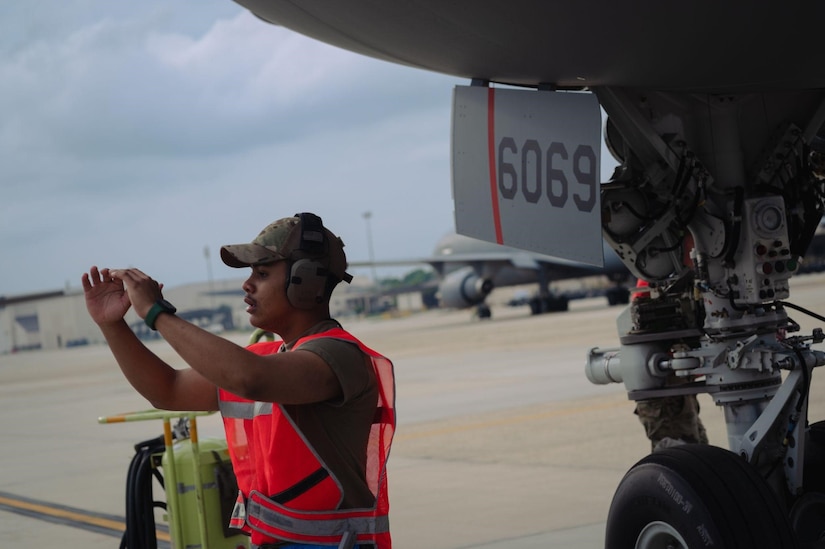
[2,2,617,298]
[1,1,470,296]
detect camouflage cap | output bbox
[220,214,352,283]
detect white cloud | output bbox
[146,12,364,110]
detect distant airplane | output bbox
[351,233,632,318]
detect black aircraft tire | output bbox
[476,304,492,319]
[792,420,825,545]
[803,420,825,493]
[605,444,797,549]
[607,286,631,306]
[544,295,569,312]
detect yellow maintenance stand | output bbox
[99,410,249,549]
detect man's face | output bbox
[241,261,291,329]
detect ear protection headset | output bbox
[286,213,333,309]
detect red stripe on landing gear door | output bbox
[487,87,504,244]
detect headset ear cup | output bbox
[286,259,328,309]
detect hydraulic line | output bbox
[121,435,166,549]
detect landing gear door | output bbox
[451,85,604,266]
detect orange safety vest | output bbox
[218,328,395,548]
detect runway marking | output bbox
[395,397,628,441]
[0,490,170,545]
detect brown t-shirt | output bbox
[280,320,378,508]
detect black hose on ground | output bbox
[120,435,166,549]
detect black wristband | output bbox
[144,299,177,330]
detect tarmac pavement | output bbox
[3,273,825,548]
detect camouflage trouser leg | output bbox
[634,394,709,452]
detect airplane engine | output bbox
[437,266,494,309]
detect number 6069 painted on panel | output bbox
[497,137,597,213]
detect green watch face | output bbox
[158,299,177,313]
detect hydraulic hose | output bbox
[121,435,166,549]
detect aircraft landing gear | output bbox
[528,295,569,315]
[605,445,797,549]
[475,303,492,319]
[605,286,630,306]
[589,85,825,549]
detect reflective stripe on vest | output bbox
[219,400,272,419]
[246,490,390,538]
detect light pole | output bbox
[362,211,378,284]
[204,245,215,310]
